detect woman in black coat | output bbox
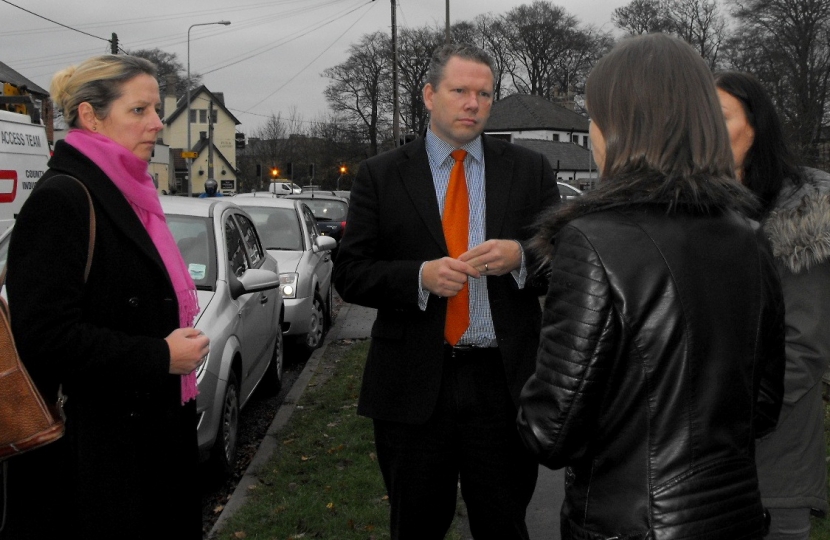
[517,34,786,539]
[717,70,830,540]
[1,55,209,539]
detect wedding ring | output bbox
[484,263,489,271]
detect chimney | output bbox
[163,75,178,122]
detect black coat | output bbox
[333,135,560,424]
[2,141,200,539]
[517,173,786,539]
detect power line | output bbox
[0,0,114,46]
[199,0,373,76]
[241,3,372,112]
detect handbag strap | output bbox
[0,175,96,287]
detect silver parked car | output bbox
[234,196,336,353]
[557,181,584,200]
[161,197,284,474]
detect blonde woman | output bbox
[3,55,208,539]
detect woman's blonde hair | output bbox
[586,33,734,181]
[50,55,157,128]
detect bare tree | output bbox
[612,0,727,69]
[470,14,515,100]
[397,26,443,139]
[130,48,201,101]
[323,32,392,157]
[727,0,830,165]
[550,25,614,107]
[666,0,727,69]
[612,0,673,34]
[501,1,582,99]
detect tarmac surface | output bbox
[208,301,565,539]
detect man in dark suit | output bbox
[333,42,560,539]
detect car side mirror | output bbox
[228,267,280,300]
[313,235,337,253]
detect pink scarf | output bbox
[65,129,201,404]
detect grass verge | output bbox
[212,339,465,540]
[808,400,830,539]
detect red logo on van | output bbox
[0,170,17,203]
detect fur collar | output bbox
[531,172,759,262]
[764,168,830,274]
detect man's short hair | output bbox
[424,42,495,91]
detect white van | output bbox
[268,181,302,196]
[0,111,51,234]
[0,110,50,234]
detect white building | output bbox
[485,94,598,190]
[163,84,241,196]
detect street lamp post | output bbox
[186,20,230,197]
[336,165,347,191]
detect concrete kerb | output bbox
[207,302,359,539]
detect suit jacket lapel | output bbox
[398,138,448,253]
[483,136,513,240]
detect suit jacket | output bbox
[333,134,559,424]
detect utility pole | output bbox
[391,0,400,147]
[207,100,215,183]
[445,0,451,44]
[111,33,118,54]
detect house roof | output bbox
[486,94,588,132]
[164,85,241,126]
[514,139,597,172]
[0,61,48,96]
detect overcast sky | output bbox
[1,0,626,134]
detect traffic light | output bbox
[339,164,347,175]
[309,163,315,178]
[271,167,279,178]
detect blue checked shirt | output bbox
[418,130,526,347]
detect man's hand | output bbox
[422,257,480,297]
[459,239,522,276]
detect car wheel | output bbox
[209,369,240,475]
[300,293,325,352]
[262,325,284,395]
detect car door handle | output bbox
[260,294,269,305]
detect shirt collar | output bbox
[425,128,484,165]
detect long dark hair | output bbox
[714,71,803,218]
[586,33,734,183]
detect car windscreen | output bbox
[241,206,304,251]
[167,215,217,291]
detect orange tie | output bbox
[443,149,469,346]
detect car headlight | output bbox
[280,272,299,299]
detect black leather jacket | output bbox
[518,173,786,540]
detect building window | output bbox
[572,134,579,144]
[582,136,588,148]
[195,109,218,124]
[553,133,560,142]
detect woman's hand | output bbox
[166,327,210,375]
